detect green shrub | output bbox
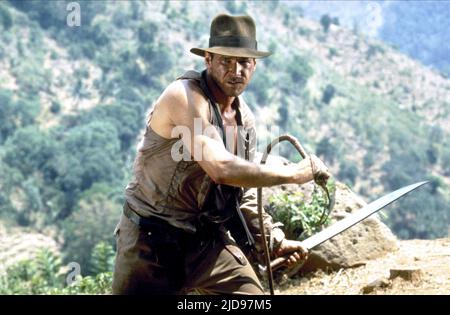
[89,242,115,275]
[0,249,62,294]
[55,272,112,295]
[268,179,335,240]
[0,248,113,295]
[61,184,122,273]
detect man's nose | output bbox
[230,60,243,75]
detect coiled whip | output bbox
[257,134,333,295]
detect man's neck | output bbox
[206,72,235,112]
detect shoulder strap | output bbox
[177,70,201,81]
[198,71,255,250]
[198,70,227,146]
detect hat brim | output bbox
[190,46,271,59]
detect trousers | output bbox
[111,212,264,295]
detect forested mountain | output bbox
[285,0,450,76]
[0,0,448,286]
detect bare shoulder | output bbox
[149,79,209,138]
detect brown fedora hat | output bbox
[190,14,271,59]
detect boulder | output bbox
[299,182,398,273]
[257,153,398,274]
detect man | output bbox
[112,14,330,295]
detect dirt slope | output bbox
[277,238,450,295]
[0,221,60,275]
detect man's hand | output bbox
[309,154,331,186]
[274,239,309,268]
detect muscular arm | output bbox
[149,79,315,188]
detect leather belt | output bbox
[123,202,171,230]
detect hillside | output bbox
[0,0,448,293]
[0,220,59,275]
[287,0,450,76]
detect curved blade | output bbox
[301,181,429,250]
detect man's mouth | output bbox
[228,78,244,84]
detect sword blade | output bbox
[261,181,429,273]
[302,181,428,250]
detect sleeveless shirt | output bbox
[124,70,256,233]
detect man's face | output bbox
[205,53,256,97]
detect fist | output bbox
[275,239,309,268]
[309,154,331,186]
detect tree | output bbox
[322,84,336,105]
[386,189,448,239]
[289,55,313,90]
[90,18,112,47]
[3,126,57,176]
[316,137,338,164]
[0,159,24,223]
[426,144,439,165]
[52,121,123,217]
[1,126,66,226]
[0,90,40,144]
[9,1,65,30]
[130,0,142,20]
[0,2,13,30]
[138,21,159,43]
[338,160,359,186]
[247,71,271,105]
[50,101,61,114]
[320,14,332,33]
[138,42,174,77]
[72,102,142,151]
[61,184,122,274]
[16,178,44,226]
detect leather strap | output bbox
[123,202,172,231]
[198,70,255,250]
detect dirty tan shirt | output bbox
[125,70,284,250]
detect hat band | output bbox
[209,36,257,50]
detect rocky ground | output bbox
[275,238,450,295]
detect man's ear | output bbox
[204,52,212,68]
[253,58,257,71]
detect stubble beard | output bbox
[210,71,246,97]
